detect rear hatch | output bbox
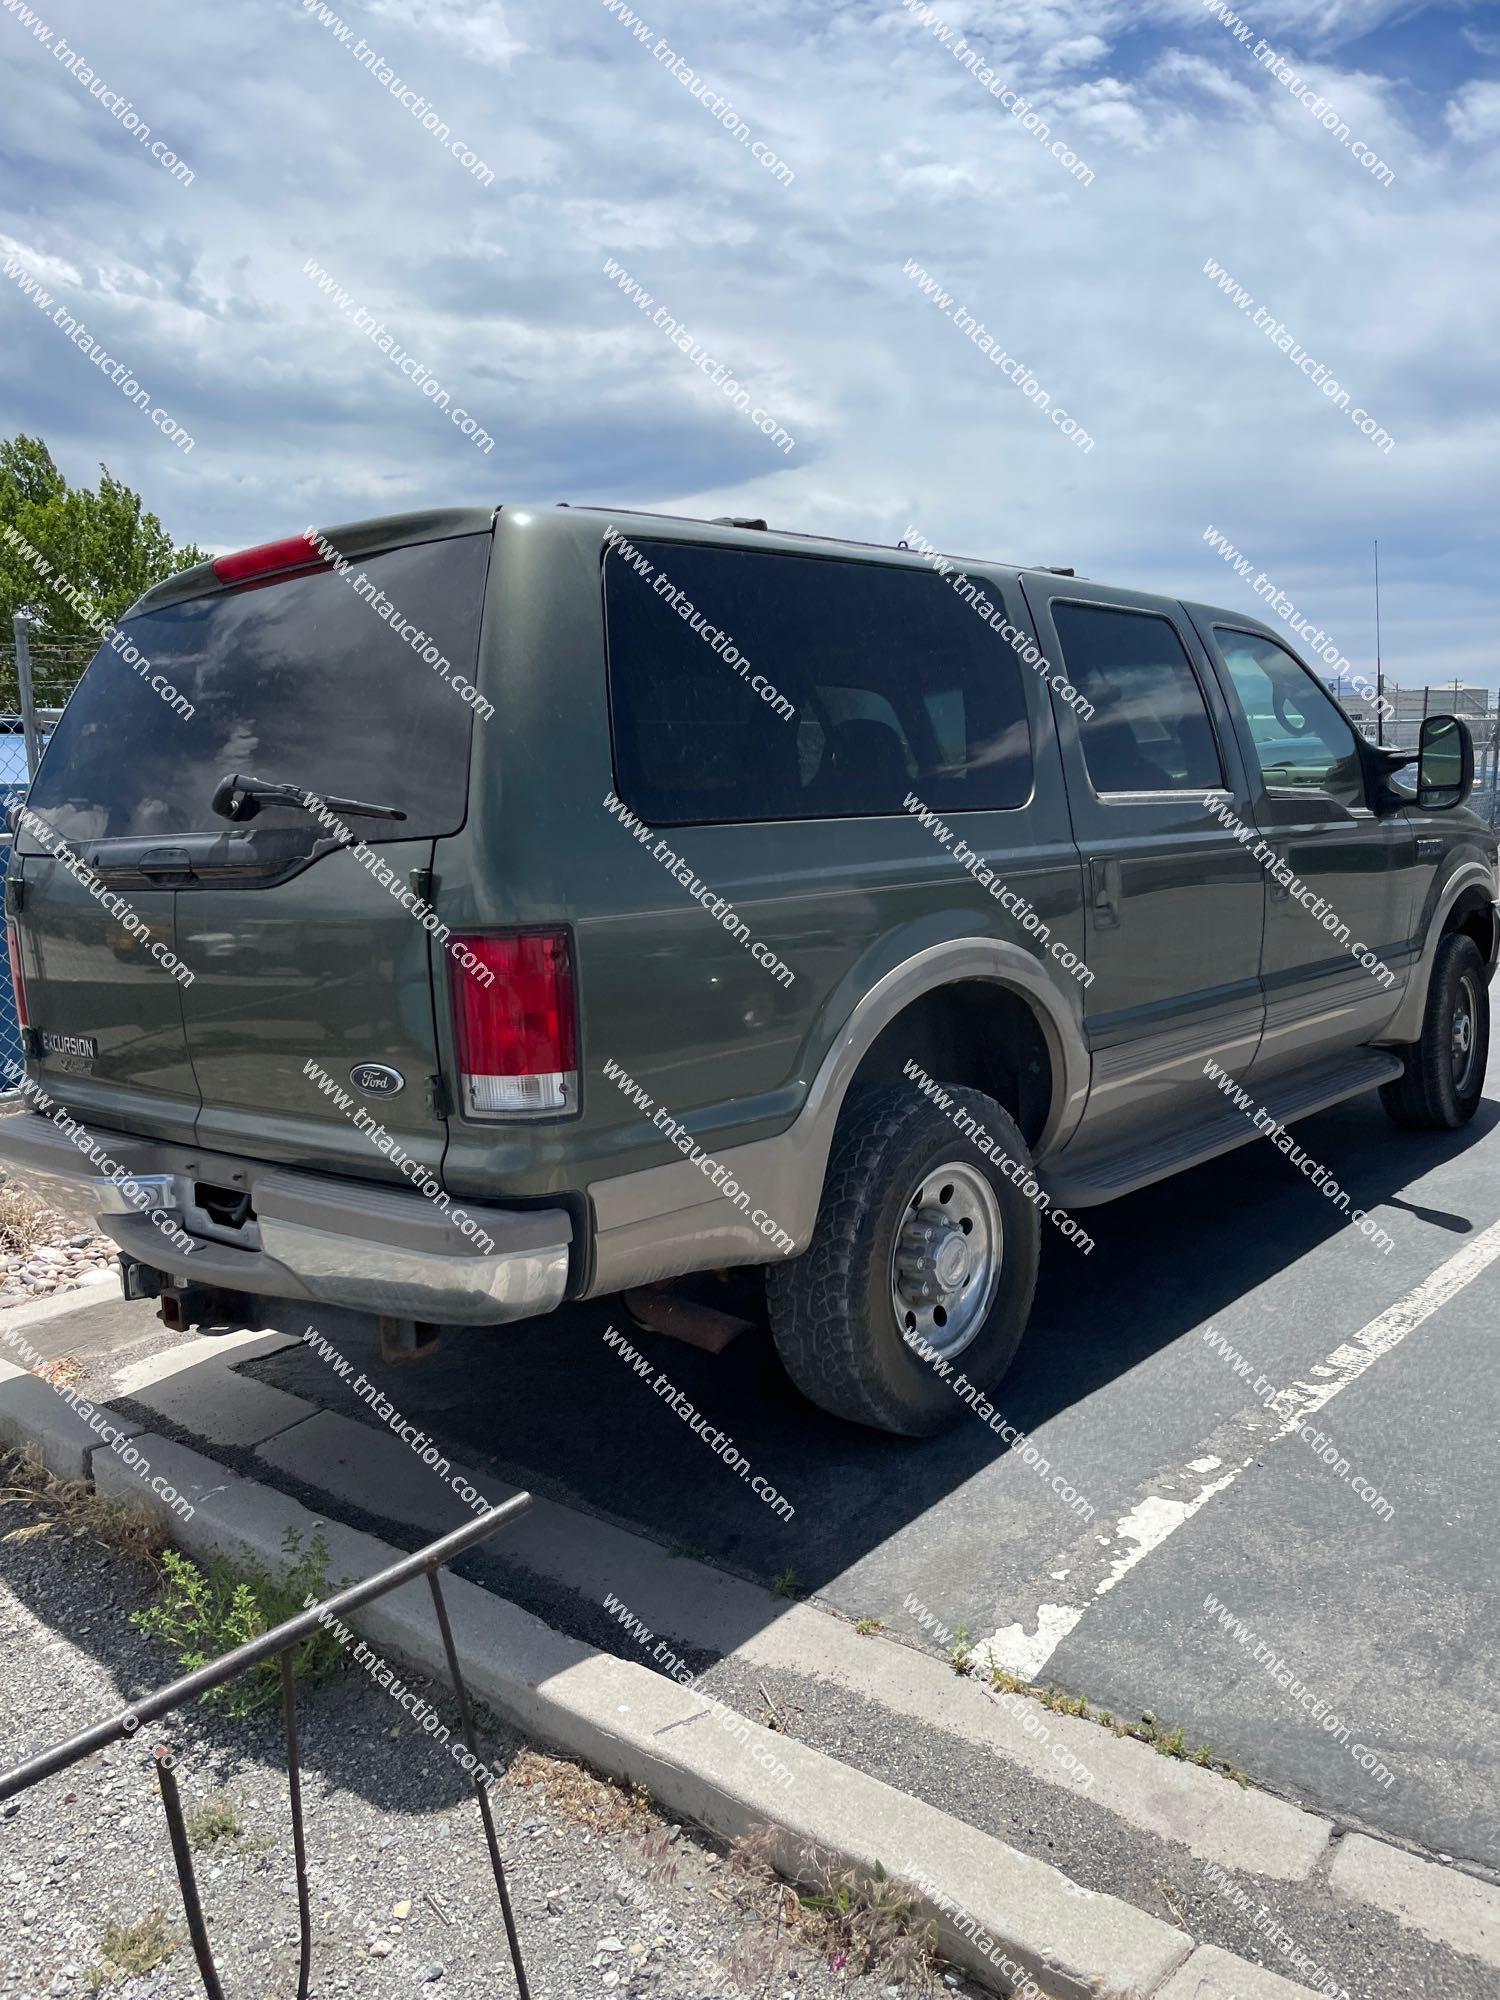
[12,523,493,1182]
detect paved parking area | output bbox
[237,1081,1500,1876]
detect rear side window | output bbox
[21,534,491,851]
[604,541,1033,824]
[1052,602,1223,794]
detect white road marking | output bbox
[982,1215,1500,1681]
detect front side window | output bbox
[604,542,1033,824]
[1051,602,1224,794]
[1215,628,1366,811]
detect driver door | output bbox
[1190,615,1420,1082]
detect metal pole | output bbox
[1373,541,1384,746]
[12,615,41,782]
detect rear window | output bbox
[604,541,1033,825]
[20,534,491,852]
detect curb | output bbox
[3,1338,1498,1995]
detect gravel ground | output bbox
[0,1178,115,1312]
[0,1483,983,2000]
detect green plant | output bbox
[770,1567,800,1599]
[86,1911,177,1988]
[131,1529,347,1718]
[854,1618,883,1637]
[948,1625,974,1676]
[186,1794,245,1850]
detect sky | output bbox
[1,0,1497,694]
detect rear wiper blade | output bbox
[210,772,407,825]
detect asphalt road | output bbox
[240,1071,1500,1874]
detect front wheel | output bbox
[766,1084,1041,1435]
[1380,931,1490,1130]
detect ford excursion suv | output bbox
[2,506,1495,1434]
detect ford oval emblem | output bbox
[350,1062,405,1098]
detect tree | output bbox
[0,435,206,642]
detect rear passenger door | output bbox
[1021,577,1266,1157]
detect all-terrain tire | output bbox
[1379,930,1490,1130]
[766,1084,1041,1436]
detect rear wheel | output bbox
[766,1085,1041,1435]
[1380,931,1490,1130]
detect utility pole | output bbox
[1373,541,1384,746]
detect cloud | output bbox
[1446,79,1500,145]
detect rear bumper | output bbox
[0,1105,571,1326]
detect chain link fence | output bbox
[1,635,96,1094]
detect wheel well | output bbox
[1444,887,1496,968]
[845,981,1056,1148]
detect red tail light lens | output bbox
[449,932,577,1118]
[212,533,329,586]
[6,920,29,1031]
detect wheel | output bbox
[1380,931,1490,1130]
[766,1084,1041,1435]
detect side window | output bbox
[605,542,1034,825]
[1051,602,1224,794]
[1214,629,1366,811]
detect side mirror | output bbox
[1416,714,1475,811]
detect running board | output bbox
[1042,1049,1405,1209]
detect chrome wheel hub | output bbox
[890,1160,1003,1363]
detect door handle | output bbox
[1089,857,1122,930]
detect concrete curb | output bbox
[4,1331,1498,1994]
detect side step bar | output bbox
[1043,1048,1405,1209]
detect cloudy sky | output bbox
[3,0,1497,693]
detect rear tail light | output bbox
[6,921,29,1031]
[212,533,330,586]
[449,931,578,1118]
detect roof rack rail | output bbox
[710,516,768,530]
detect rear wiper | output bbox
[210,772,407,825]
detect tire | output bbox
[1380,931,1490,1131]
[766,1084,1041,1436]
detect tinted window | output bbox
[605,542,1033,824]
[1215,629,1366,810]
[22,535,490,851]
[1052,602,1223,793]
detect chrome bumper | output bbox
[0,1107,571,1326]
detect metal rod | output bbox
[154,1746,228,2000]
[280,1656,314,2000]
[427,1569,531,2000]
[12,615,42,783]
[0,1495,531,1799]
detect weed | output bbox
[735,1828,938,1985]
[131,1528,347,1718]
[854,1618,884,1637]
[0,1448,164,1564]
[86,1911,177,1989]
[0,1178,55,1256]
[770,1567,799,1599]
[185,1794,245,1850]
[948,1625,975,1676]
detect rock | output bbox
[391,1900,411,1921]
[368,1938,393,1958]
[419,1965,443,1984]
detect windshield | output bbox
[20,532,491,854]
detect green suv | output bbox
[2,506,1495,1434]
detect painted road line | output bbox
[982,1214,1500,1680]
